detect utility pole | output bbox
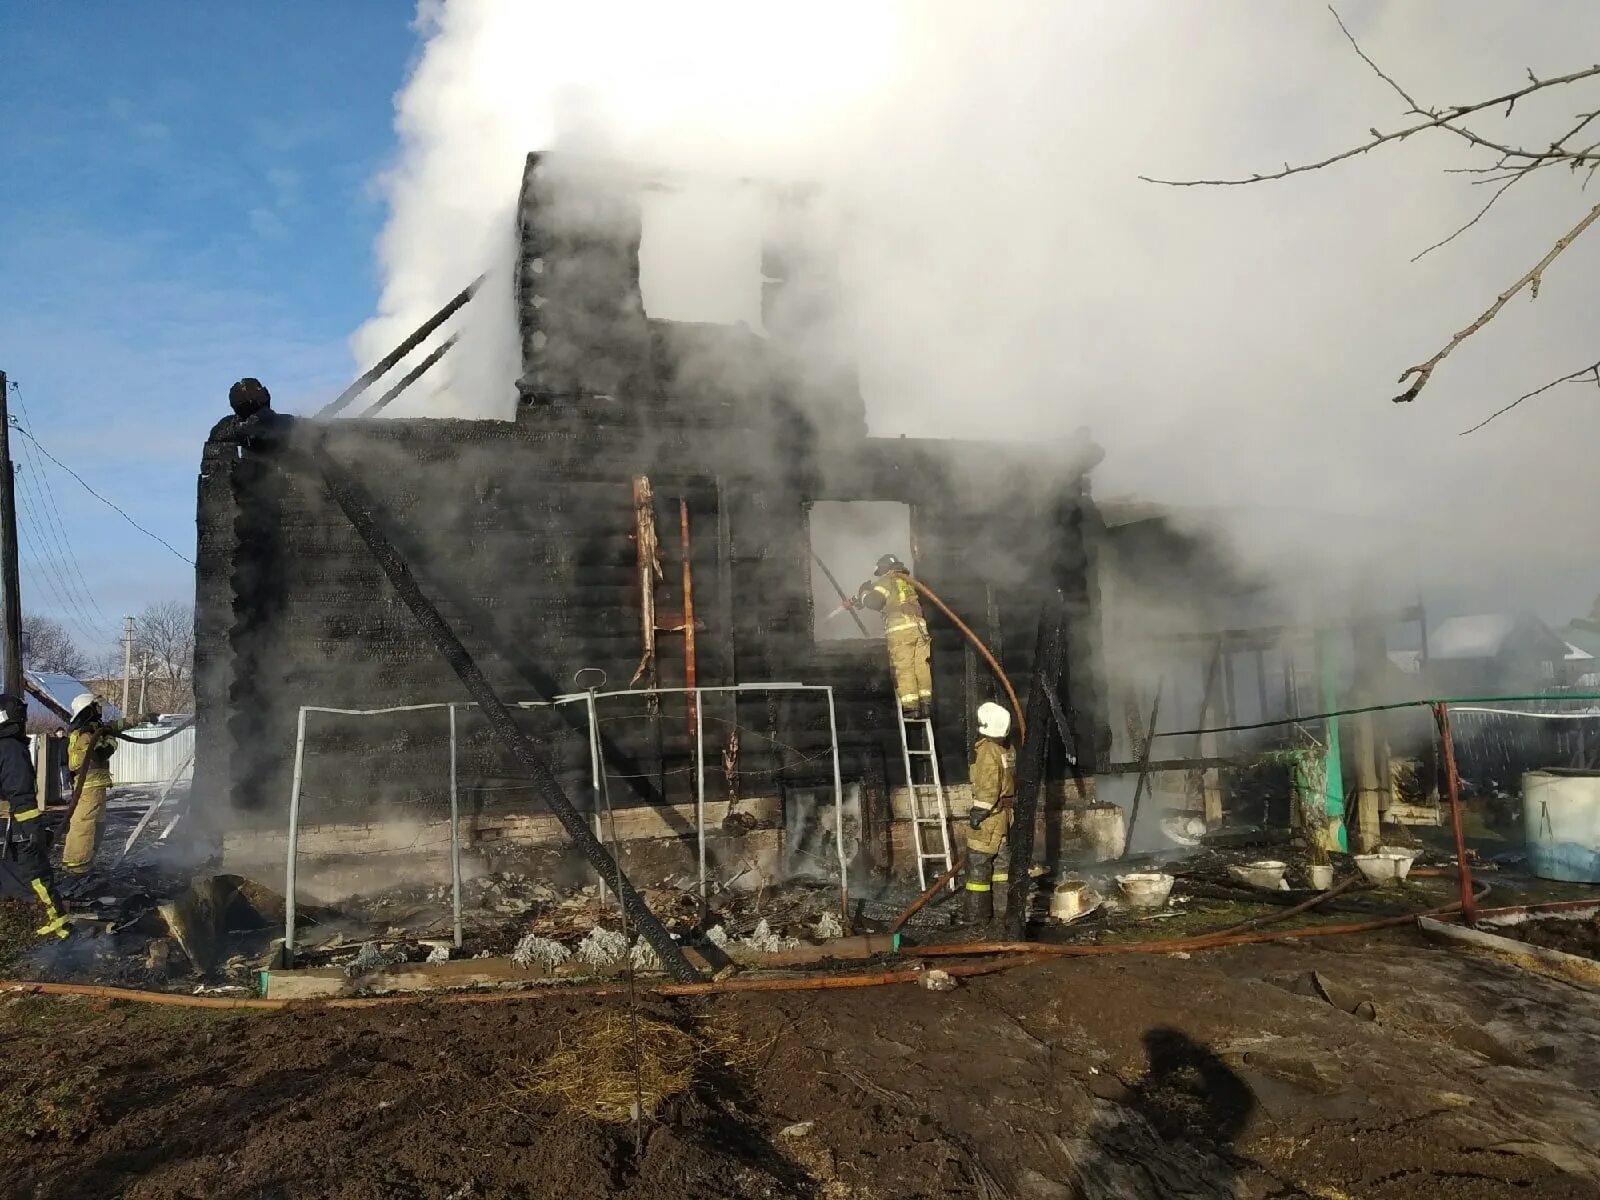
[121,616,134,715]
[0,371,23,697]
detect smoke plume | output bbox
[357,0,1600,626]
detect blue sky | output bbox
[0,3,418,660]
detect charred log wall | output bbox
[192,413,1108,834]
[191,150,1108,837]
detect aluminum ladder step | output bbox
[896,707,953,890]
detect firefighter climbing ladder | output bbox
[897,710,954,889]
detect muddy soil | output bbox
[1500,915,1600,960]
[3,930,1599,1199]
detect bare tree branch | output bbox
[1328,5,1416,108]
[20,615,85,676]
[1141,61,1600,187]
[1410,171,1531,261]
[1392,200,1600,402]
[1146,8,1600,413]
[1459,358,1600,435]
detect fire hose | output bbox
[903,577,1026,745]
[116,717,195,744]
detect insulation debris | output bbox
[741,919,799,953]
[704,924,730,948]
[814,910,844,940]
[344,941,406,977]
[511,934,571,969]
[576,926,630,967]
[426,945,452,964]
[920,968,957,992]
[630,938,662,971]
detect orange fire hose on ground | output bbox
[1,883,1536,1013]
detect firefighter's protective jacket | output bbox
[967,736,1015,856]
[857,571,925,634]
[0,731,38,821]
[68,720,133,790]
[970,737,1015,812]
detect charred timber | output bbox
[298,427,698,982]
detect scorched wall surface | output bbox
[193,407,1108,840]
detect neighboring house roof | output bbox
[1387,650,1423,675]
[1565,641,1596,662]
[1427,613,1566,662]
[23,671,122,728]
[1562,624,1600,661]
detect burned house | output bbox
[193,154,1112,888]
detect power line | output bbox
[16,508,108,648]
[8,423,194,566]
[16,519,104,651]
[8,385,116,629]
[10,445,115,646]
[10,460,109,644]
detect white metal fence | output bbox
[113,724,196,785]
[282,681,846,963]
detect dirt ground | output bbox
[1499,915,1600,960]
[4,928,1600,1200]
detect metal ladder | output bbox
[897,710,954,889]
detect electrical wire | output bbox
[15,517,104,650]
[9,424,194,565]
[12,478,114,649]
[1153,692,1600,740]
[7,383,117,630]
[16,502,110,647]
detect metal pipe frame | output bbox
[283,706,309,965]
[1432,701,1478,927]
[581,685,608,902]
[282,681,849,949]
[449,704,462,949]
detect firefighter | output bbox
[0,695,70,939]
[63,693,148,875]
[964,701,1015,924]
[854,554,933,718]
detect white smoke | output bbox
[357,0,1600,624]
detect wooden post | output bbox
[1003,590,1068,941]
[1353,713,1383,852]
[1197,639,1224,828]
[1351,615,1389,852]
[0,371,22,697]
[1432,702,1477,926]
[120,616,134,715]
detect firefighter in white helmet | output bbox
[964,701,1016,924]
[63,693,151,875]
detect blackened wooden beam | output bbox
[359,334,458,417]
[317,275,482,418]
[1004,588,1068,941]
[305,435,699,982]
